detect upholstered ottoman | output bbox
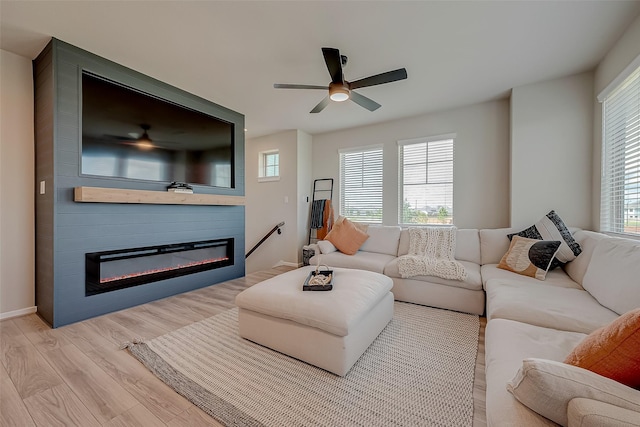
[235,266,394,376]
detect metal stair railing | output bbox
[245,221,285,259]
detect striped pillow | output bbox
[508,210,582,269]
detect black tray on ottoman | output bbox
[303,270,333,291]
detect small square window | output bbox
[258,150,280,182]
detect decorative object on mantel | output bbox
[166,181,193,194]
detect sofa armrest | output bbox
[568,398,640,427]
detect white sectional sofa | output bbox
[309,225,640,426]
[309,225,485,315]
[481,228,640,427]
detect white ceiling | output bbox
[2,1,640,138]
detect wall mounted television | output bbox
[81,71,235,188]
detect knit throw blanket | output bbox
[397,227,467,281]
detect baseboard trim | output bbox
[0,306,37,321]
[274,260,302,268]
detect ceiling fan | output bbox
[103,124,159,150]
[135,124,154,149]
[274,47,408,113]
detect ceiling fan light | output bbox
[138,140,154,150]
[330,91,349,102]
[329,83,350,102]
[137,126,153,149]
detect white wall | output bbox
[296,130,312,262]
[593,14,640,231]
[0,49,35,318]
[510,72,594,229]
[311,99,511,229]
[245,130,312,273]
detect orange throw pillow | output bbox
[325,217,369,255]
[564,308,640,388]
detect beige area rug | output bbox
[126,302,480,427]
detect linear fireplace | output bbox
[86,238,234,296]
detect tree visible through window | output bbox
[600,63,640,236]
[399,136,454,225]
[339,146,383,223]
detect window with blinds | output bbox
[339,146,383,223]
[600,64,640,236]
[399,136,454,225]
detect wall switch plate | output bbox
[39,181,45,194]
[284,196,289,204]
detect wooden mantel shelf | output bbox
[74,186,245,206]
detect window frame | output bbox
[397,134,455,226]
[258,149,280,182]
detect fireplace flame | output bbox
[100,257,229,283]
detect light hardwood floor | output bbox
[1,266,486,426]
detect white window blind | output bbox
[399,136,454,225]
[601,65,640,236]
[339,146,383,223]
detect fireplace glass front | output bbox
[86,238,233,296]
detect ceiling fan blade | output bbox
[310,96,330,114]
[350,91,381,112]
[322,47,344,83]
[349,68,408,90]
[274,84,328,90]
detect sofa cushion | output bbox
[480,227,521,265]
[384,259,482,291]
[481,264,582,289]
[508,358,640,427]
[567,398,640,427]
[398,228,481,264]
[497,236,561,280]
[565,308,640,388]
[563,230,609,286]
[582,237,640,316]
[453,228,481,264]
[485,319,586,427]
[325,217,369,255]
[359,225,401,256]
[509,210,582,267]
[390,278,485,315]
[310,251,395,274]
[485,279,618,334]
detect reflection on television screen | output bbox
[81,72,234,188]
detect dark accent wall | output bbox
[34,39,245,327]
